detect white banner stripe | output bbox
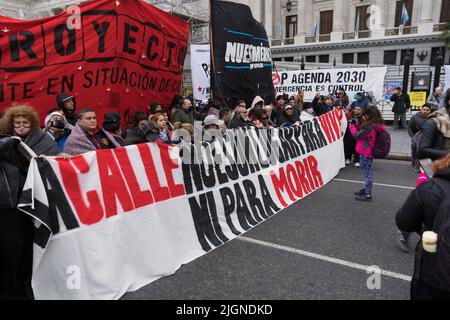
[238,236,412,282]
[333,178,415,190]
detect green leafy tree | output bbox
[441,22,450,49]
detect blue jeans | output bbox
[360,155,374,196]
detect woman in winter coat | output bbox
[396,153,450,300]
[349,105,385,202]
[0,104,61,300]
[279,104,300,127]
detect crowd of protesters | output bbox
[0,85,449,300]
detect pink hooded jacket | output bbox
[349,123,386,158]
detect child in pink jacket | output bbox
[349,106,386,202]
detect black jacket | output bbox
[312,97,331,116]
[396,168,450,290]
[408,113,428,137]
[270,106,284,126]
[57,92,77,126]
[0,132,60,209]
[279,110,298,127]
[229,116,255,129]
[390,93,411,113]
[0,136,28,208]
[418,110,450,161]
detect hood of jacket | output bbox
[250,96,264,109]
[428,108,450,138]
[57,92,77,115]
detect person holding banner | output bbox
[279,104,301,127]
[229,105,255,129]
[44,111,72,151]
[313,94,335,116]
[63,108,121,155]
[390,87,411,130]
[270,96,286,126]
[219,108,232,133]
[102,112,126,146]
[252,108,272,129]
[0,104,62,300]
[350,105,386,202]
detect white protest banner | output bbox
[18,109,346,299]
[444,65,450,93]
[274,67,387,102]
[190,44,211,100]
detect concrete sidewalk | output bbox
[385,125,411,161]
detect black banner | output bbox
[210,0,275,107]
[411,72,432,91]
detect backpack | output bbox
[412,130,423,155]
[429,178,450,291]
[372,128,391,159]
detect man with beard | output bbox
[408,104,432,173]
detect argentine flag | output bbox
[355,12,360,37]
[312,20,318,41]
[401,3,409,26]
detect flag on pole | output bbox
[280,17,284,43]
[401,2,409,26]
[312,19,318,41]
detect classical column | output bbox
[272,0,281,40]
[305,0,313,38]
[330,0,345,42]
[418,0,434,34]
[264,0,273,39]
[371,0,387,38]
[294,0,306,44]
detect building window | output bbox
[286,15,298,38]
[355,5,370,31]
[441,0,450,23]
[284,57,294,62]
[306,55,316,63]
[357,52,369,65]
[273,58,282,61]
[400,49,415,65]
[395,0,413,27]
[319,55,329,63]
[430,47,446,66]
[343,53,354,64]
[384,50,397,65]
[320,10,333,35]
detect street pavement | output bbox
[122,159,420,300]
[385,125,412,160]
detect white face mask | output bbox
[14,126,31,137]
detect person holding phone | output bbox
[396,153,450,299]
[44,111,72,151]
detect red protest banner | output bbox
[0,0,189,126]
